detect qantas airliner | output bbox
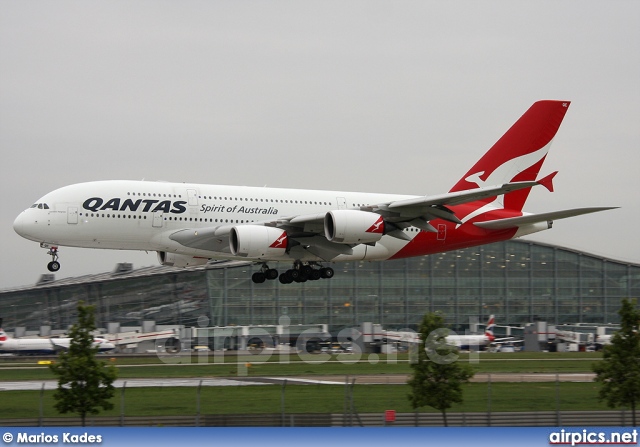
[13,101,615,284]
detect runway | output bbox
[0,373,595,391]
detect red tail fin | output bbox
[485,315,496,342]
[450,101,570,212]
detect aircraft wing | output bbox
[281,180,546,229]
[473,207,618,230]
[385,181,540,209]
[491,337,524,344]
[49,339,70,353]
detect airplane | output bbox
[13,100,616,285]
[0,324,115,355]
[383,315,517,350]
[446,315,497,349]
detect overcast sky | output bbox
[1,1,639,290]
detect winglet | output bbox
[537,171,558,192]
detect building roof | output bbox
[2,239,638,294]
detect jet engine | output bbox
[324,210,385,244]
[230,225,288,258]
[164,337,181,353]
[157,252,209,267]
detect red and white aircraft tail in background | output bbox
[444,314,497,349]
[383,315,502,349]
[14,100,616,284]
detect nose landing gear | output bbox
[46,246,60,272]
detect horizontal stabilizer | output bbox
[474,207,618,230]
[537,171,558,193]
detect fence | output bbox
[0,411,635,427]
[2,375,631,427]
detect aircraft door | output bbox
[67,207,78,224]
[153,211,164,228]
[437,224,447,241]
[187,189,198,206]
[336,197,346,210]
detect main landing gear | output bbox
[278,261,334,285]
[251,264,279,284]
[46,246,60,272]
[250,262,335,285]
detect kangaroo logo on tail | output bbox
[450,101,570,224]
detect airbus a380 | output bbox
[13,101,615,284]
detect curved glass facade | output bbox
[1,240,639,333]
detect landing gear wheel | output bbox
[46,246,60,272]
[279,272,294,284]
[251,272,266,283]
[320,267,334,279]
[266,268,279,280]
[47,261,60,272]
[275,261,336,285]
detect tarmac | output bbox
[0,373,595,391]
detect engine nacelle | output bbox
[157,251,209,268]
[324,210,385,244]
[229,225,288,258]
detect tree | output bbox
[50,301,117,426]
[593,298,640,426]
[407,312,475,426]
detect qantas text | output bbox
[83,197,187,214]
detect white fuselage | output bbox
[0,334,115,355]
[13,180,430,263]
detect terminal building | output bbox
[1,240,639,337]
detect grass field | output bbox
[0,382,608,419]
[0,351,610,419]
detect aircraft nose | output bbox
[13,212,28,238]
[13,211,41,241]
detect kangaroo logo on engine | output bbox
[366,216,385,234]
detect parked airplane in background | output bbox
[13,101,615,284]
[0,323,114,355]
[384,315,517,349]
[446,315,497,349]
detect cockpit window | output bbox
[31,203,50,209]
[30,204,38,208]
[43,203,49,209]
